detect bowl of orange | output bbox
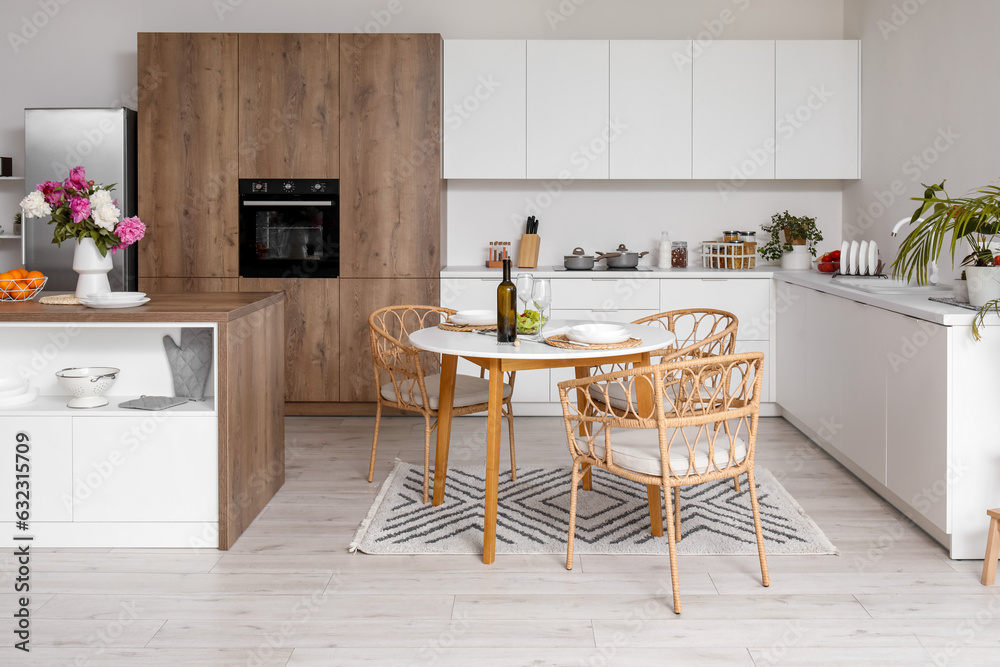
[0,268,47,301]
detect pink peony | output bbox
[68,196,91,223]
[112,216,146,254]
[64,166,88,192]
[36,180,64,206]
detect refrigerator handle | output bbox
[20,207,25,268]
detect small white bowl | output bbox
[55,367,120,408]
[449,309,497,326]
[566,323,631,344]
[0,375,28,398]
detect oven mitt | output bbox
[163,328,213,400]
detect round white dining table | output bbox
[409,319,677,564]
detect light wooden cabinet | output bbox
[885,313,949,533]
[340,34,442,279]
[238,33,340,179]
[609,40,692,179]
[339,278,440,403]
[239,278,339,403]
[775,40,859,179]
[137,33,239,278]
[526,40,610,180]
[139,277,239,293]
[692,40,775,180]
[443,40,526,179]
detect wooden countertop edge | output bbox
[0,292,284,323]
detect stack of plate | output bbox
[0,375,38,408]
[840,240,880,276]
[566,323,631,344]
[448,310,496,326]
[81,292,150,309]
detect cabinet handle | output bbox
[591,309,619,313]
[593,278,623,282]
[701,279,728,282]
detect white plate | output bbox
[840,241,850,274]
[0,376,28,397]
[869,241,879,275]
[0,388,38,408]
[86,292,147,301]
[566,323,631,344]
[849,241,860,275]
[858,240,869,275]
[82,297,151,309]
[449,309,496,326]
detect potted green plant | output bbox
[892,181,1000,339]
[758,210,824,270]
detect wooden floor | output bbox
[5,415,1000,666]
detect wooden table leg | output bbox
[575,365,593,491]
[983,511,1000,585]
[432,354,458,507]
[634,352,663,537]
[483,358,504,565]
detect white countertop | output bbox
[772,270,988,327]
[442,265,777,279]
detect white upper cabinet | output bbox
[526,40,610,180]
[443,40,527,179]
[609,41,692,179]
[775,40,860,179]
[692,41,775,180]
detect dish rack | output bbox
[700,242,756,270]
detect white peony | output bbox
[89,189,113,210]
[19,191,51,218]
[92,203,121,231]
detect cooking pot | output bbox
[597,244,649,269]
[564,247,596,270]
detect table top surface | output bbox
[409,319,676,360]
[0,292,283,323]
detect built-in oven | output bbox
[238,179,339,278]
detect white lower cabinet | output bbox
[0,418,74,522]
[660,279,771,340]
[72,417,218,522]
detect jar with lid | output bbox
[723,230,739,243]
[740,231,757,269]
[671,241,688,269]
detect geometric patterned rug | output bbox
[350,462,837,556]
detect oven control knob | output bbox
[311,182,324,192]
[282,181,294,192]
[252,181,265,192]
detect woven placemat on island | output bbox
[544,334,643,350]
[438,321,496,332]
[39,294,84,305]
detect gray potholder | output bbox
[163,328,213,400]
[118,396,190,411]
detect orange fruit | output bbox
[0,272,14,292]
[11,279,31,300]
[25,271,44,289]
[9,268,27,279]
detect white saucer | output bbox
[81,298,151,309]
[450,309,497,326]
[0,388,38,408]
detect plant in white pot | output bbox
[20,166,146,298]
[758,210,823,270]
[892,180,1000,339]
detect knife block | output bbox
[517,234,540,268]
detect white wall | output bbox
[843,0,1000,281]
[0,0,845,270]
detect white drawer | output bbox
[550,308,659,325]
[456,358,550,404]
[0,418,73,522]
[552,278,660,311]
[440,278,498,311]
[659,279,770,340]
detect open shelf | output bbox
[0,394,217,416]
[0,235,21,240]
[0,176,24,181]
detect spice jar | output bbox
[740,231,757,269]
[723,230,739,243]
[671,241,688,269]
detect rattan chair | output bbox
[558,352,769,614]
[367,305,517,503]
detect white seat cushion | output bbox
[576,425,748,477]
[381,373,512,410]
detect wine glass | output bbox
[531,279,551,335]
[515,273,533,315]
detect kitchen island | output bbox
[0,292,285,549]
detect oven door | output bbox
[239,196,339,278]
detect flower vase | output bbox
[73,237,113,299]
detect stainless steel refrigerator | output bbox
[24,108,138,291]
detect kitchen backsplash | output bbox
[447,179,843,268]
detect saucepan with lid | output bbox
[563,247,597,270]
[597,244,649,269]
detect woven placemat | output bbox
[929,296,978,311]
[39,294,84,305]
[544,334,642,350]
[438,321,496,332]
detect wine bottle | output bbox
[497,258,516,342]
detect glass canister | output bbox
[671,241,688,268]
[740,231,757,269]
[723,230,739,243]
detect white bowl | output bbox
[449,309,497,326]
[55,367,120,409]
[566,323,631,344]
[0,375,28,398]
